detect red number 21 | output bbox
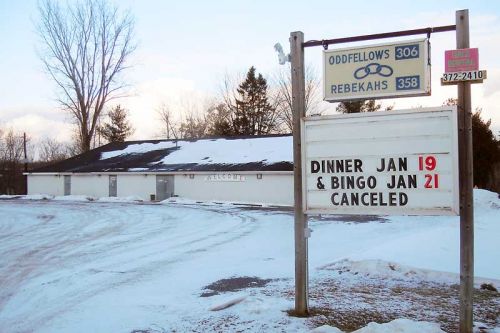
[424,174,439,188]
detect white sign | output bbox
[441,70,487,85]
[205,174,246,182]
[302,107,459,215]
[323,39,431,102]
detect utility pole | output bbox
[290,31,308,316]
[456,9,474,333]
[23,132,28,194]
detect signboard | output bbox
[441,70,486,84]
[323,39,431,102]
[442,48,486,85]
[445,48,478,72]
[302,107,459,215]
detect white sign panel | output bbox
[302,107,459,215]
[323,39,431,102]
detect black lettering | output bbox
[327,160,334,173]
[331,193,339,205]
[367,176,377,189]
[354,159,363,172]
[356,177,366,189]
[341,193,349,205]
[399,157,408,171]
[335,160,344,173]
[346,176,355,189]
[387,175,396,189]
[311,161,320,173]
[350,192,359,205]
[389,192,397,206]
[361,192,370,205]
[377,158,386,172]
[379,192,387,206]
[387,158,396,171]
[408,175,417,188]
[345,159,353,172]
[399,192,408,206]
[331,176,339,189]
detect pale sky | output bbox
[1,0,499,144]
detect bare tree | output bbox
[156,103,179,139]
[38,137,70,163]
[37,0,135,153]
[272,65,324,133]
[0,129,31,194]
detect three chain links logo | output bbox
[354,63,393,80]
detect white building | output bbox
[27,135,294,206]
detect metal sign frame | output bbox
[289,10,475,333]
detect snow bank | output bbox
[53,195,96,201]
[319,259,459,284]
[310,325,344,333]
[319,259,500,288]
[352,318,445,333]
[19,194,54,200]
[97,196,144,203]
[311,319,445,333]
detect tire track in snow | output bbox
[0,201,260,333]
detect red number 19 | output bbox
[419,155,436,171]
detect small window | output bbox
[257,174,263,179]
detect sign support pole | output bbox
[456,9,474,333]
[290,31,308,316]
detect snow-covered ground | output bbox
[0,190,498,332]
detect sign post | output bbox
[289,10,476,331]
[290,31,309,316]
[456,9,474,333]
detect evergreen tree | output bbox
[443,98,500,189]
[99,105,134,143]
[233,66,278,135]
[336,99,391,113]
[472,111,500,188]
[206,104,233,136]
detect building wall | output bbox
[28,175,64,196]
[117,174,156,200]
[175,173,293,206]
[71,175,109,197]
[28,172,294,206]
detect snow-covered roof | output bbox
[32,135,293,173]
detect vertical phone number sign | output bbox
[302,107,459,215]
[323,39,431,102]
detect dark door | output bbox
[64,175,71,196]
[156,175,174,201]
[109,175,117,197]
